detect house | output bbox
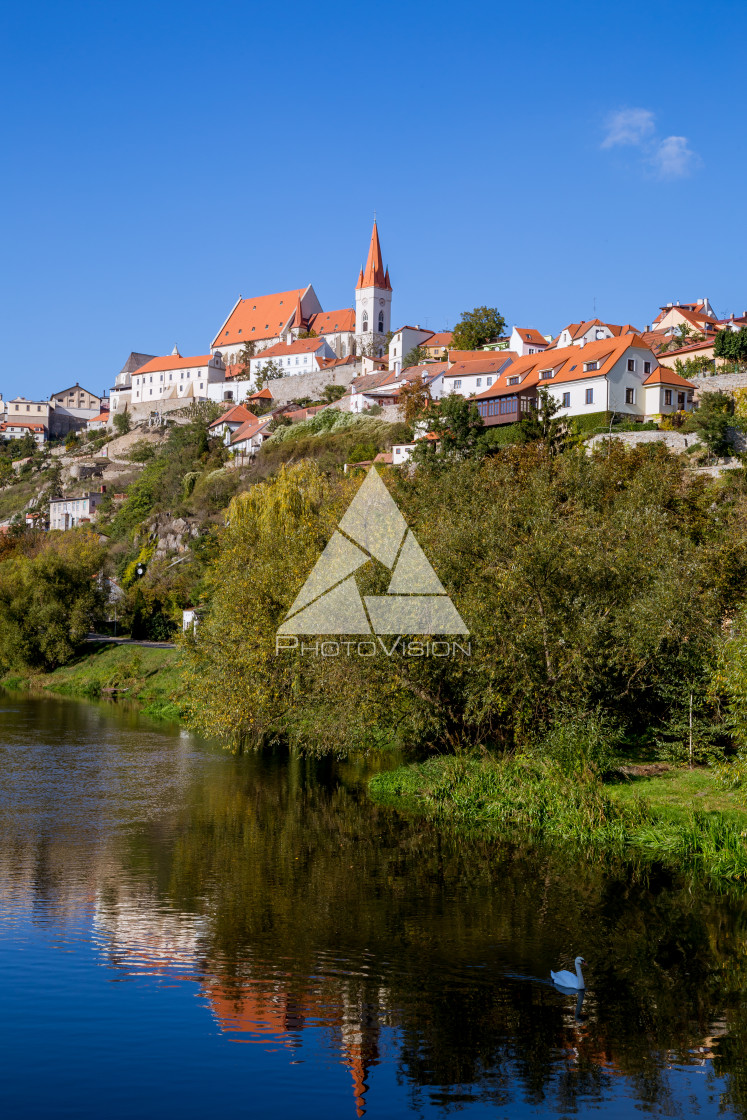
[49,491,105,530]
[229,416,273,459]
[653,299,719,338]
[471,334,661,424]
[49,383,106,436]
[351,364,442,409]
[0,421,47,445]
[549,320,638,349]
[441,354,517,399]
[642,367,696,417]
[212,285,324,367]
[208,404,259,444]
[182,607,201,632]
[509,327,549,356]
[348,370,393,412]
[2,397,51,427]
[130,349,226,406]
[249,336,337,383]
[87,408,110,431]
[421,331,452,361]
[388,326,433,375]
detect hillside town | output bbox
[2,221,747,532]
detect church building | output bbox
[210,222,392,366]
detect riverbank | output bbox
[0,642,183,721]
[369,754,747,886]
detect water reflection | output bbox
[0,693,745,1117]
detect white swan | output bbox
[551,956,586,989]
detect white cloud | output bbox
[650,135,699,179]
[601,108,655,149]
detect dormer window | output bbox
[538,369,555,380]
[583,361,599,372]
[508,376,519,385]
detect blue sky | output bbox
[1,0,745,400]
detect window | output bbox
[625,388,635,404]
[453,380,462,390]
[678,392,685,408]
[476,378,482,387]
[508,376,519,385]
[295,357,299,365]
[583,361,599,372]
[528,348,535,354]
[562,392,570,407]
[664,389,672,406]
[487,377,492,386]
[595,329,606,340]
[539,368,555,379]
[627,359,636,372]
[644,361,651,374]
[362,317,368,332]
[378,313,384,333]
[585,388,594,404]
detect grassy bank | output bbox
[369,754,747,886]
[1,642,183,721]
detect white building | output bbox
[0,420,47,445]
[207,403,259,444]
[50,491,104,531]
[441,354,517,399]
[642,366,696,417]
[108,352,157,419]
[509,327,549,356]
[388,326,433,375]
[130,348,226,406]
[249,337,337,383]
[551,319,637,349]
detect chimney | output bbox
[675,300,680,306]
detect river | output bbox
[1,693,746,1118]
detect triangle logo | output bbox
[279,468,468,636]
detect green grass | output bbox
[369,754,747,888]
[1,642,184,718]
[609,767,747,825]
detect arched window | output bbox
[378,313,384,333]
[362,316,368,333]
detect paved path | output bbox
[85,634,176,649]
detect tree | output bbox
[402,344,429,368]
[673,355,716,378]
[113,411,132,435]
[65,431,80,452]
[660,323,705,352]
[412,394,485,464]
[320,384,347,404]
[256,359,286,388]
[519,388,569,455]
[451,307,506,352]
[685,390,736,458]
[398,378,432,426]
[0,530,106,671]
[714,327,747,369]
[297,329,318,340]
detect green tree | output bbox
[297,329,318,340]
[256,359,286,388]
[402,344,429,368]
[673,355,715,378]
[413,394,485,464]
[685,390,737,458]
[65,431,80,452]
[320,384,347,404]
[519,387,569,454]
[0,530,106,670]
[714,326,747,368]
[113,411,132,435]
[451,307,506,352]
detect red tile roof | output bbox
[208,404,259,429]
[230,417,273,446]
[212,288,307,348]
[448,349,514,363]
[513,327,547,347]
[472,335,655,398]
[643,367,696,388]
[133,354,213,374]
[257,338,329,358]
[309,308,356,335]
[445,353,517,377]
[424,331,453,348]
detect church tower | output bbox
[355,221,392,357]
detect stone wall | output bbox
[254,364,361,405]
[586,430,694,452]
[691,371,747,395]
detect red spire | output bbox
[293,294,306,330]
[356,221,391,290]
